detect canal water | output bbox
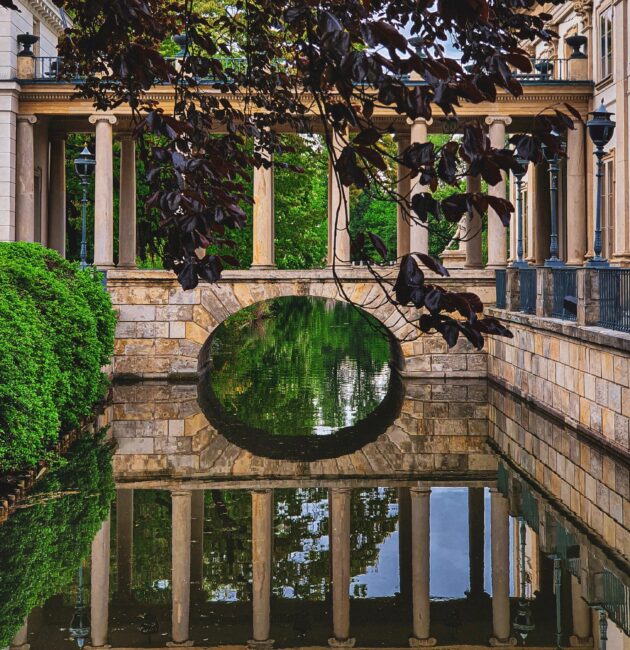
[1,297,628,649]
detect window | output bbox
[602,156,615,258]
[599,8,613,80]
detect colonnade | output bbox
[9,110,590,270]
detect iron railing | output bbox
[600,570,630,636]
[551,268,577,321]
[495,269,507,309]
[519,268,537,315]
[599,269,630,333]
[513,58,571,82]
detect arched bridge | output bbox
[108,268,497,380]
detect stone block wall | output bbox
[489,384,630,563]
[108,269,495,380]
[487,308,630,457]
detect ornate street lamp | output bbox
[69,564,90,648]
[542,129,565,268]
[511,154,530,269]
[74,145,96,269]
[586,101,616,268]
[513,518,535,644]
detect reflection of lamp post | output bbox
[513,518,535,644]
[553,557,563,649]
[542,129,565,267]
[69,564,90,649]
[74,145,96,269]
[511,155,530,268]
[597,608,608,650]
[586,101,616,268]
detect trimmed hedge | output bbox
[0,243,116,472]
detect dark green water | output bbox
[206,297,392,437]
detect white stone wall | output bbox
[0,86,17,241]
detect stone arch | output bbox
[195,279,407,373]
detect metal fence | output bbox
[519,268,537,314]
[599,269,630,333]
[495,269,507,309]
[513,58,570,82]
[551,268,577,321]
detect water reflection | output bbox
[3,380,629,649]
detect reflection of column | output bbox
[569,575,592,647]
[48,135,66,256]
[398,488,412,604]
[397,135,411,258]
[15,115,37,242]
[169,490,193,647]
[191,490,205,595]
[250,489,274,649]
[328,130,350,266]
[485,116,512,268]
[464,175,483,268]
[252,147,275,268]
[118,135,137,268]
[409,119,429,255]
[116,489,134,598]
[468,487,485,599]
[490,490,516,647]
[329,488,354,647]
[409,488,435,647]
[91,513,111,648]
[89,114,117,268]
[10,618,29,650]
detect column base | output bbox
[85,645,112,649]
[249,264,277,270]
[441,250,466,269]
[166,641,194,647]
[409,636,437,647]
[569,635,594,648]
[486,263,508,270]
[489,637,517,647]
[247,639,275,650]
[328,637,356,647]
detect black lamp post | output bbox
[542,129,565,268]
[586,101,616,268]
[69,564,90,648]
[511,155,530,269]
[74,145,96,269]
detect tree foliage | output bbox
[53,0,571,346]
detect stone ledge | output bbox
[488,307,630,353]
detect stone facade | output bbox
[111,379,496,484]
[108,269,496,380]
[487,308,630,456]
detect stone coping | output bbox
[487,307,630,354]
[86,646,559,650]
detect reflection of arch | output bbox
[197,291,406,373]
[197,364,405,461]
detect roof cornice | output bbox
[24,0,66,37]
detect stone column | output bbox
[397,135,411,258]
[118,135,137,268]
[485,117,512,268]
[490,490,516,647]
[328,130,350,266]
[116,489,134,599]
[468,487,485,599]
[10,618,29,650]
[409,488,435,647]
[409,119,430,255]
[169,490,193,647]
[48,135,66,256]
[250,489,274,650]
[90,513,111,648]
[252,149,275,268]
[398,487,412,604]
[570,575,593,647]
[329,488,354,647]
[89,114,117,268]
[566,120,587,265]
[190,490,205,596]
[15,115,37,242]
[464,175,484,268]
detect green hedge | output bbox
[0,433,115,647]
[0,243,116,472]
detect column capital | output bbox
[485,116,513,127]
[330,487,353,495]
[407,117,433,127]
[17,114,37,125]
[252,488,274,495]
[117,131,135,141]
[89,114,117,126]
[409,487,431,496]
[171,489,193,497]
